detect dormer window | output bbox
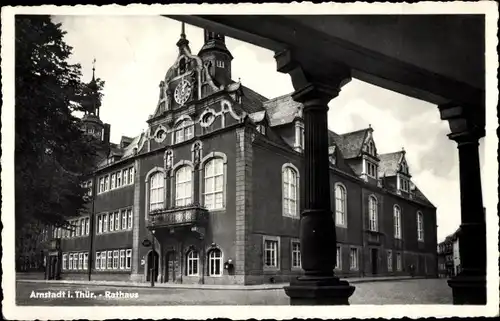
[399,176,410,193]
[294,121,305,152]
[366,161,378,179]
[400,161,409,175]
[216,60,225,68]
[366,140,376,156]
[256,124,266,135]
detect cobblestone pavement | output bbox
[16,278,452,306]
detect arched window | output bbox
[283,166,299,217]
[367,140,376,156]
[335,184,347,227]
[186,250,199,276]
[204,158,224,210]
[174,119,194,144]
[368,196,378,232]
[417,211,424,241]
[208,248,222,276]
[175,166,192,207]
[394,205,402,239]
[149,172,165,211]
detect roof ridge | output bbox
[339,127,370,136]
[263,92,294,103]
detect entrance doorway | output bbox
[146,251,159,282]
[45,254,61,280]
[164,251,178,283]
[371,248,378,275]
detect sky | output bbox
[52,15,486,242]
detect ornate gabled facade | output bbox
[27,25,437,284]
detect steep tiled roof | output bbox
[378,151,404,177]
[263,94,302,127]
[109,143,123,157]
[327,128,369,159]
[240,85,269,114]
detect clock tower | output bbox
[198,29,233,87]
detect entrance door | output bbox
[146,251,159,282]
[371,248,378,275]
[164,251,177,283]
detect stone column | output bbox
[276,50,355,305]
[439,103,486,305]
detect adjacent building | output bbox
[22,26,438,284]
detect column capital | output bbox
[438,103,485,145]
[275,49,351,105]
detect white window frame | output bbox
[121,210,127,230]
[175,166,193,207]
[100,251,106,270]
[282,164,299,218]
[368,195,378,232]
[350,248,359,270]
[97,215,102,234]
[116,171,122,187]
[291,240,301,269]
[366,160,378,179]
[127,209,133,229]
[115,211,120,231]
[109,212,114,232]
[129,167,134,185]
[417,211,424,242]
[62,254,67,270]
[113,250,119,270]
[263,235,280,270]
[207,248,223,277]
[85,217,90,235]
[83,252,88,270]
[110,173,116,189]
[120,250,125,269]
[99,177,104,194]
[103,213,108,233]
[203,158,225,210]
[68,254,73,270]
[396,252,402,271]
[174,119,194,144]
[335,183,347,227]
[104,175,109,192]
[126,249,132,269]
[149,172,165,211]
[186,250,199,276]
[107,250,112,270]
[394,205,402,239]
[96,252,101,270]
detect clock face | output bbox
[174,79,192,105]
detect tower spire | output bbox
[176,22,190,50]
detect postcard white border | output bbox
[2,2,499,320]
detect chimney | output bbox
[103,123,111,144]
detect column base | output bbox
[448,274,486,305]
[284,275,355,305]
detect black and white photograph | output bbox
[2,3,498,320]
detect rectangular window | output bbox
[107,250,112,269]
[396,252,402,271]
[336,246,342,270]
[264,239,279,268]
[68,254,73,270]
[103,214,108,233]
[115,212,120,231]
[109,212,114,232]
[291,241,301,269]
[81,219,85,236]
[387,250,393,272]
[62,254,67,270]
[83,252,88,270]
[104,175,109,191]
[75,221,80,237]
[126,249,132,269]
[129,167,134,184]
[113,250,119,269]
[127,209,133,229]
[121,210,127,230]
[120,250,125,269]
[116,171,122,188]
[87,180,93,197]
[96,252,101,270]
[100,251,106,270]
[78,253,83,270]
[110,173,116,189]
[97,215,102,234]
[85,217,90,235]
[99,177,104,194]
[350,248,358,270]
[417,212,424,241]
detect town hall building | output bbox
[26,25,438,285]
